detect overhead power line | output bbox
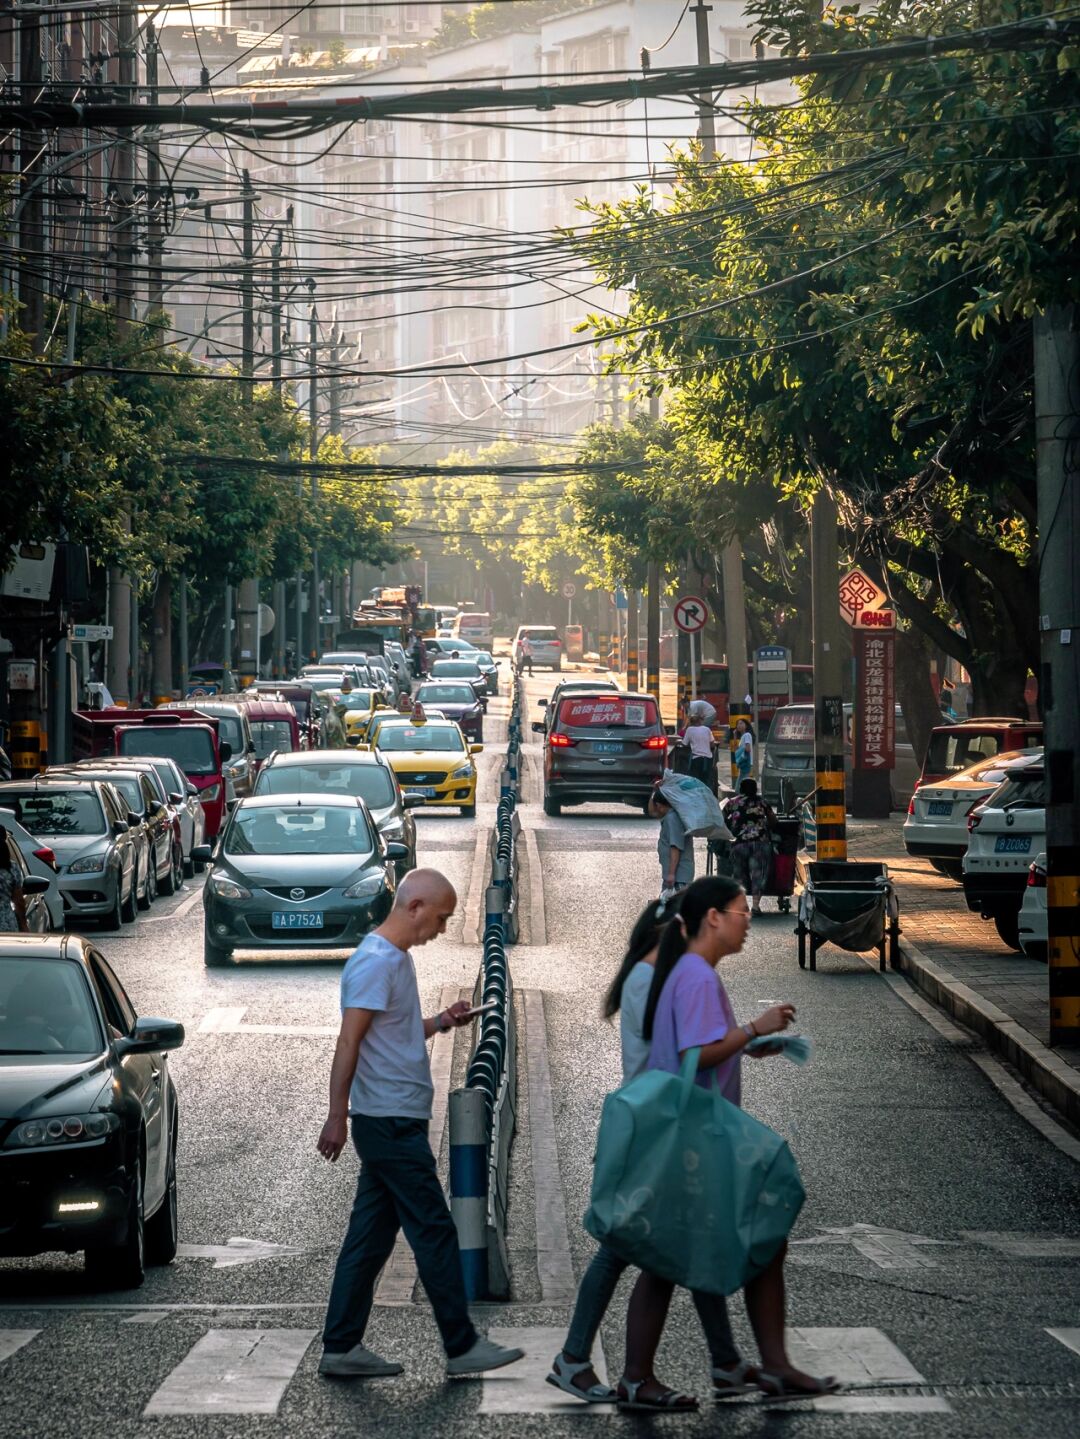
[2,15,1077,133]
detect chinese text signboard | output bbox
[854,629,895,771]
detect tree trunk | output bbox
[895,627,942,768]
[150,574,173,702]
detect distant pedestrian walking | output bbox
[516,634,534,675]
[681,707,716,789]
[317,869,524,1379]
[648,789,694,898]
[722,778,776,916]
[733,718,754,783]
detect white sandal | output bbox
[712,1360,759,1397]
[545,1352,617,1404]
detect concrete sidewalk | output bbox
[841,815,1080,1126]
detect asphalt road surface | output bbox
[3,666,1079,1438]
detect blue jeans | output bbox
[322,1115,478,1358]
[563,1244,739,1369]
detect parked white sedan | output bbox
[903,750,1043,881]
[962,758,1046,951]
[1018,852,1047,961]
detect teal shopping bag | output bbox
[584,1048,805,1294]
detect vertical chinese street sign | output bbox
[855,629,896,772]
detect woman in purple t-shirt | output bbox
[612,876,839,1406]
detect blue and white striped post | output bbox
[486,882,506,932]
[449,1087,489,1299]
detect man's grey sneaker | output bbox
[447,1337,525,1376]
[318,1345,404,1378]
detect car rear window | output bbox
[768,709,815,743]
[926,730,1006,775]
[4,791,106,836]
[558,696,658,728]
[417,684,476,705]
[985,770,1046,810]
[432,661,481,677]
[250,720,296,758]
[257,762,395,808]
[119,726,217,775]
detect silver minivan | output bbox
[761,702,919,811]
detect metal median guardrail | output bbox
[449,675,523,1299]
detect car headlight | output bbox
[208,873,251,901]
[451,765,474,781]
[68,854,107,874]
[343,874,385,899]
[7,1113,120,1148]
[201,783,222,802]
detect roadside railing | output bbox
[449,674,523,1299]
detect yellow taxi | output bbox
[337,688,391,746]
[370,719,482,817]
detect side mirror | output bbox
[116,1016,185,1056]
[187,783,198,797]
[112,819,130,836]
[219,741,233,762]
[247,743,257,755]
[470,744,484,754]
[385,842,408,861]
[539,698,548,707]
[21,875,51,896]
[126,812,141,827]
[191,844,212,864]
[402,793,424,809]
[169,792,184,804]
[531,721,546,733]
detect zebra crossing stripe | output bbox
[0,1331,39,1364]
[1046,1328,1080,1359]
[479,1326,611,1414]
[142,1328,316,1416]
[785,1328,951,1414]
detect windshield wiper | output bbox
[0,1049,49,1055]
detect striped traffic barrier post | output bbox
[449,1087,489,1299]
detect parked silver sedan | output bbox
[0,779,138,931]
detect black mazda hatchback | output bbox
[0,934,184,1288]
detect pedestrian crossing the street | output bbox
[3,1317,1079,1419]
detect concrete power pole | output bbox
[691,0,749,746]
[236,171,260,684]
[307,305,320,659]
[810,489,847,861]
[626,589,640,689]
[1033,306,1080,1047]
[270,230,287,677]
[18,9,46,349]
[646,393,662,700]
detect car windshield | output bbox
[376,725,464,753]
[417,684,475,706]
[305,676,349,693]
[257,763,395,808]
[226,806,375,856]
[119,727,216,776]
[558,696,658,728]
[3,791,106,836]
[0,957,104,1056]
[250,720,296,758]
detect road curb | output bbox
[894,936,1080,1128]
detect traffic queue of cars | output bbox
[0,640,497,1290]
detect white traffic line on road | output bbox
[1046,1327,1080,1358]
[176,1237,306,1269]
[0,1330,39,1364]
[784,1326,951,1414]
[791,1223,954,1270]
[144,881,206,923]
[479,1326,610,1414]
[197,1006,337,1037]
[964,1232,1080,1258]
[376,981,463,1306]
[524,990,577,1303]
[142,1328,317,1416]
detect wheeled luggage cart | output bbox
[796,860,900,972]
[706,815,802,913]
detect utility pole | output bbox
[811,488,847,861]
[646,393,662,701]
[144,21,164,315]
[18,8,45,348]
[269,229,287,677]
[691,0,749,752]
[626,589,640,689]
[1033,306,1080,1047]
[308,304,320,660]
[236,170,260,685]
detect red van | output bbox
[240,699,303,768]
[76,708,231,838]
[917,718,1043,788]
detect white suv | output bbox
[514,625,562,672]
[962,759,1045,950]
